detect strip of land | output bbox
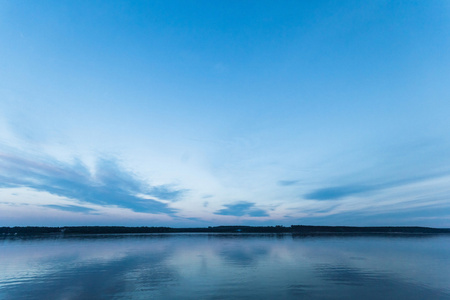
[1,225,450,236]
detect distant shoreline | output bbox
[1,225,450,236]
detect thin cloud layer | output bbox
[278,180,300,187]
[43,204,97,214]
[215,201,269,217]
[0,152,182,214]
[305,185,373,201]
[304,172,450,201]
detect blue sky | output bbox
[1,0,450,227]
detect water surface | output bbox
[1,233,449,299]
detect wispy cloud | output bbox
[215,201,269,217]
[305,184,374,200]
[43,204,97,214]
[278,180,299,186]
[304,172,449,201]
[0,151,183,214]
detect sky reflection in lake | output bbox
[1,234,449,299]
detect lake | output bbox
[1,233,449,299]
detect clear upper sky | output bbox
[1,0,449,227]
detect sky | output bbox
[1,0,450,227]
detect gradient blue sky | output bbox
[1,0,450,227]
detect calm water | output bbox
[0,233,449,300]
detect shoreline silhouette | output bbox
[2,225,450,236]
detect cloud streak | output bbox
[278,180,300,187]
[305,185,374,200]
[215,201,269,217]
[0,151,183,214]
[304,172,450,201]
[43,204,97,214]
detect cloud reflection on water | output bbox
[0,234,449,300]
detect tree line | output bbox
[1,225,449,236]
